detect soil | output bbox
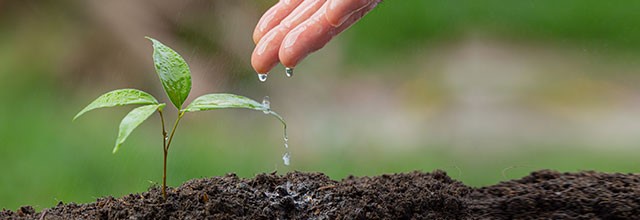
[2,170,639,219]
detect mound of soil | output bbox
[2,170,639,219]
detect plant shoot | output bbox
[74,37,287,199]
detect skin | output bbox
[252,0,380,74]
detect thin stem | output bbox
[159,110,167,147]
[162,147,168,199]
[166,111,184,151]
[158,110,168,199]
[160,111,184,200]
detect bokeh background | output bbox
[2,0,640,210]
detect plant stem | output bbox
[158,110,168,199]
[159,110,167,143]
[160,111,184,200]
[162,146,168,199]
[166,111,184,152]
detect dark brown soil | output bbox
[2,170,639,219]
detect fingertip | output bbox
[278,26,307,68]
[252,27,288,74]
[251,45,276,74]
[251,53,277,74]
[279,52,300,69]
[276,0,380,73]
[252,31,262,44]
[278,42,304,68]
[279,4,331,68]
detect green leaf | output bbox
[183,93,267,112]
[183,94,288,161]
[113,104,165,153]
[74,89,159,121]
[183,93,287,131]
[146,37,192,109]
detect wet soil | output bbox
[2,170,639,219]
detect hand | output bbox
[251,0,380,75]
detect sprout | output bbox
[74,37,286,199]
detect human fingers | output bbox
[281,0,326,29]
[325,0,376,27]
[278,1,378,68]
[251,0,326,74]
[252,0,304,44]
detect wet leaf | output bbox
[114,104,165,153]
[146,37,192,109]
[183,93,287,136]
[74,89,159,121]
[183,93,267,112]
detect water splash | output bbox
[285,67,294,78]
[282,152,291,166]
[257,73,268,82]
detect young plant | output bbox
[74,37,286,199]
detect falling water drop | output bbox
[282,152,291,166]
[257,73,268,82]
[283,133,289,149]
[285,67,294,78]
[262,96,270,114]
[282,126,290,165]
[266,103,290,166]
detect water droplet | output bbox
[262,96,270,114]
[257,73,268,82]
[285,67,294,78]
[282,152,291,166]
[275,115,290,166]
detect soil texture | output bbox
[2,170,639,219]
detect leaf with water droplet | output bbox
[262,96,271,114]
[183,93,288,158]
[183,93,269,112]
[146,37,192,109]
[183,93,286,126]
[114,104,165,153]
[74,89,159,121]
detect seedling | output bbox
[74,37,286,199]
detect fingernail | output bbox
[334,12,353,27]
[326,9,354,27]
[258,73,268,82]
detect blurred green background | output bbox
[2,0,640,210]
